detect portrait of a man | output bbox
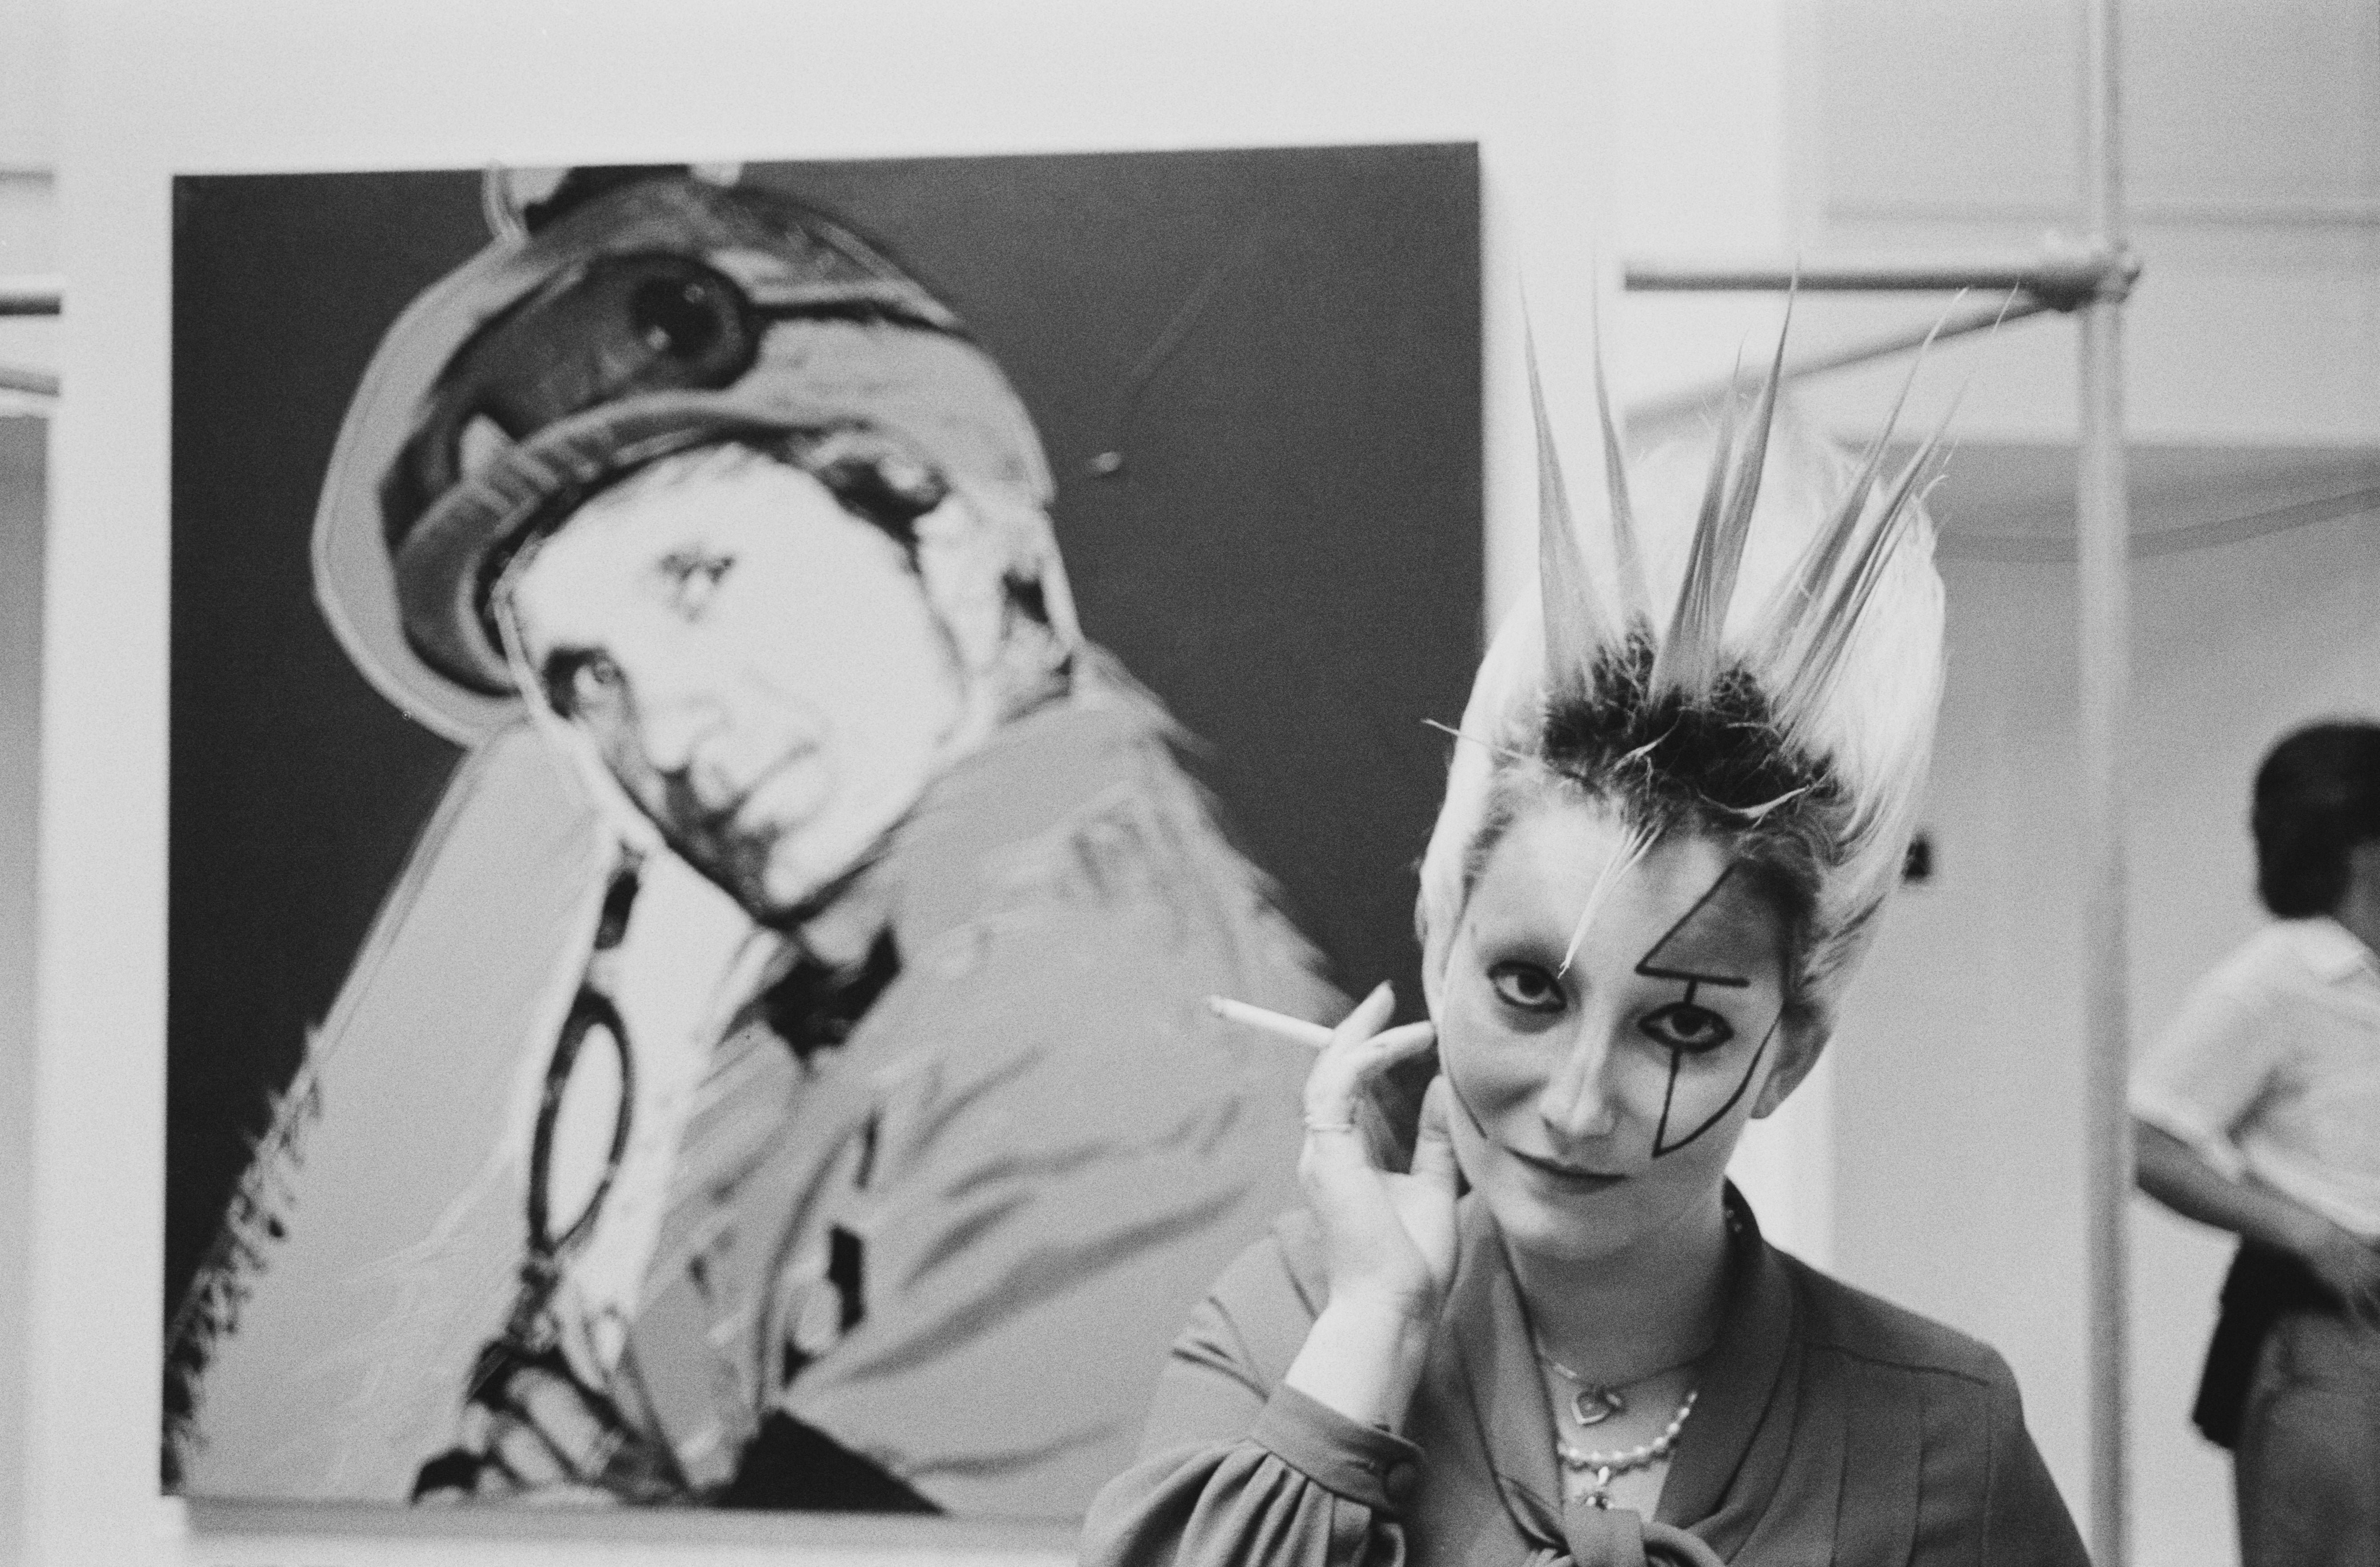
[162,151,1479,1516]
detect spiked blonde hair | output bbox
[1416,326,1947,1035]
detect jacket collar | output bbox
[791,675,1175,970]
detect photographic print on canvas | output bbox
[163,147,1480,1515]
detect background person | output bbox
[1082,360,2088,1564]
[2133,720,2380,1567]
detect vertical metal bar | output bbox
[2078,0,2131,1561]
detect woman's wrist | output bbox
[1282,1293,1440,1431]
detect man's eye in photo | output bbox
[545,652,624,717]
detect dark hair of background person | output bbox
[2252,720,2380,917]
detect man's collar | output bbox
[2292,916,2380,985]
[796,680,1178,969]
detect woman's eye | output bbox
[1638,1001,1736,1055]
[1486,961,1564,1014]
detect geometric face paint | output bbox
[1434,803,1800,1268]
[1637,863,1783,1157]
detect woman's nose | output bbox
[1537,1026,1623,1142]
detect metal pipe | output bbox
[1627,294,2059,428]
[2077,0,2132,1562]
[1622,245,2136,309]
[0,277,62,317]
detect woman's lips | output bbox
[1508,1146,1627,1189]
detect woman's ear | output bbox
[1750,1008,1831,1119]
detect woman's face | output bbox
[1437,796,1804,1263]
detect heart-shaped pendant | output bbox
[1571,1386,1626,1427]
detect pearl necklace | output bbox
[1556,1389,1698,1511]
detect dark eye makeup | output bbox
[1637,1000,1737,1055]
[1486,960,1564,1015]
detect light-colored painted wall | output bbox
[1791,0,2380,448]
[1787,6,2379,1560]
[1828,443,2380,1567]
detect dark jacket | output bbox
[1083,1190,2089,1567]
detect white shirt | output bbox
[2130,917,2380,1240]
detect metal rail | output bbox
[1627,292,2061,427]
[1623,244,2136,309]
[1619,7,2138,1553]
[2076,2,2132,1560]
[0,276,62,317]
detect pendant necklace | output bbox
[1556,1389,1699,1510]
[1530,1339,1707,1428]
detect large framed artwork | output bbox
[163,146,1481,1516]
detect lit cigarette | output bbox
[1206,995,1334,1050]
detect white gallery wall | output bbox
[1832,445,2380,1567]
[12,1,2376,1564]
[1787,4,2380,1566]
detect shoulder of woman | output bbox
[1778,1251,2016,1391]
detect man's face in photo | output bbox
[506,446,966,922]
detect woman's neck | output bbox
[1504,1187,1734,1385]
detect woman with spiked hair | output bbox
[1080,340,2088,1567]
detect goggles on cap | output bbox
[385,247,954,558]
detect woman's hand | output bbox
[1282,982,1460,1429]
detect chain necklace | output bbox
[1531,1339,1709,1428]
[1557,1388,1698,1510]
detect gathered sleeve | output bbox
[1081,1225,1424,1567]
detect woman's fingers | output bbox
[1329,981,1398,1049]
[1305,983,1434,1118]
[1305,1020,1435,1137]
[1410,1075,1459,1193]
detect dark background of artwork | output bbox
[166,145,1482,1320]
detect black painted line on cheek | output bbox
[1650,1012,1779,1159]
[1647,979,1699,1155]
